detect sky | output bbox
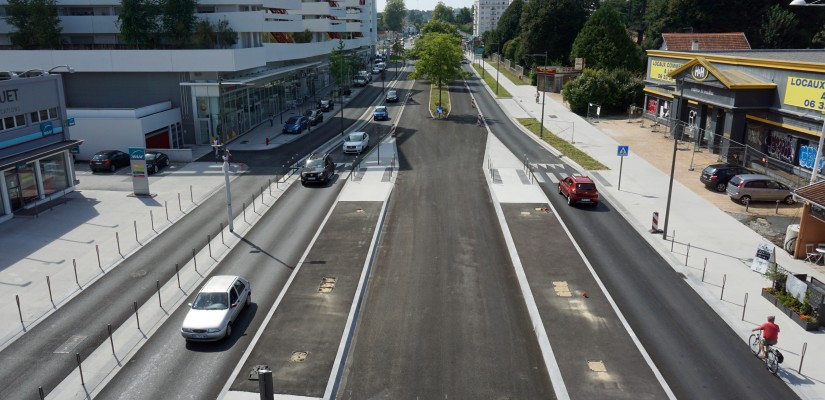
[376,0,474,12]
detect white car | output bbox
[181,275,251,341]
[343,131,370,154]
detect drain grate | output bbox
[553,281,572,297]
[290,351,308,362]
[588,360,606,372]
[319,277,337,293]
[247,364,270,380]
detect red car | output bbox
[558,175,599,206]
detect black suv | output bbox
[301,153,335,185]
[700,163,753,192]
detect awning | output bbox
[0,140,83,171]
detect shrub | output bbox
[563,68,644,115]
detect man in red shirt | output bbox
[753,315,780,358]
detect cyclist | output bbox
[752,315,780,358]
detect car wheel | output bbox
[567,194,573,206]
[558,184,562,195]
[740,195,751,205]
[224,323,232,340]
[110,164,116,173]
[165,159,170,167]
[715,182,726,192]
[153,165,159,174]
[246,292,251,307]
[784,195,796,205]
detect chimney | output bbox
[691,40,700,51]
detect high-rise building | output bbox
[473,0,510,37]
[0,1,378,159]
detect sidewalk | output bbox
[475,56,825,399]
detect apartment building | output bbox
[473,0,510,37]
[0,1,378,160]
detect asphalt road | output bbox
[338,79,555,399]
[464,69,798,399]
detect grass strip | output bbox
[484,58,530,86]
[429,83,451,117]
[517,118,608,171]
[471,63,513,98]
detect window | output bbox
[39,153,70,195]
[747,180,767,189]
[229,289,239,305]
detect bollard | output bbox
[134,301,140,331]
[650,212,662,233]
[685,243,690,265]
[702,258,707,282]
[742,292,748,320]
[108,324,115,356]
[775,200,780,214]
[243,203,246,222]
[208,235,212,258]
[156,280,162,308]
[268,179,272,195]
[175,263,181,288]
[73,259,80,288]
[190,185,194,203]
[76,352,85,386]
[670,231,676,252]
[16,294,24,328]
[258,368,274,398]
[720,274,727,300]
[220,223,225,244]
[178,193,182,212]
[96,245,102,272]
[193,249,198,273]
[252,195,256,213]
[799,342,807,374]
[165,201,169,221]
[150,210,155,232]
[116,232,122,257]
[745,202,749,213]
[134,221,139,244]
[47,276,53,306]
[39,387,45,400]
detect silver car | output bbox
[181,275,251,341]
[726,174,795,205]
[343,131,370,154]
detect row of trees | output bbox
[6,0,238,49]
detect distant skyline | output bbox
[377,0,474,13]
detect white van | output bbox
[376,62,386,71]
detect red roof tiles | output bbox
[661,33,751,51]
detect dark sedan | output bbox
[304,109,324,126]
[318,99,334,112]
[282,116,308,134]
[145,151,170,174]
[89,150,130,173]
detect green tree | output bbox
[329,40,358,86]
[161,0,197,48]
[292,29,313,43]
[563,68,643,115]
[757,5,798,49]
[5,0,62,49]
[215,19,238,48]
[570,5,642,71]
[383,0,407,32]
[456,7,473,24]
[520,0,587,66]
[496,0,523,46]
[192,18,237,49]
[432,2,455,23]
[410,32,463,105]
[420,19,458,37]
[118,0,161,49]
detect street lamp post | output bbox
[530,52,548,138]
[661,79,686,241]
[217,74,234,232]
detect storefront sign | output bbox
[751,242,775,274]
[783,76,825,110]
[691,65,708,81]
[648,59,684,83]
[129,147,150,196]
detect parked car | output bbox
[558,175,599,206]
[373,106,389,121]
[304,109,324,126]
[700,163,753,192]
[282,116,308,134]
[343,131,370,154]
[145,151,170,174]
[461,58,469,64]
[301,153,335,185]
[726,174,795,205]
[181,275,251,342]
[372,67,381,75]
[386,90,399,102]
[318,99,334,112]
[357,71,372,82]
[89,150,130,173]
[353,77,368,87]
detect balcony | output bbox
[298,2,346,18]
[303,18,346,32]
[263,0,303,10]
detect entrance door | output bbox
[198,118,211,144]
[5,172,23,211]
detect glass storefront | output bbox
[2,151,73,215]
[39,153,70,195]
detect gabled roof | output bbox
[794,181,825,206]
[668,57,776,89]
[662,33,751,51]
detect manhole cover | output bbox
[588,360,606,372]
[130,269,147,278]
[290,351,308,362]
[319,277,337,293]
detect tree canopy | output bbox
[161,0,197,47]
[383,0,407,32]
[118,0,161,49]
[420,19,458,38]
[5,0,62,49]
[431,2,455,23]
[410,32,463,104]
[570,4,642,71]
[519,0,587,66]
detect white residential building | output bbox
[473,0,510,37]
[0,1,378,154]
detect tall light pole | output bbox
[217,74,233,232]
[530,52,548,138]
[662,78,685,241]
[790,0,825,183]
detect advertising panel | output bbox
[783,76,825,111]
[129,147,151,196]
[648,59,684,83]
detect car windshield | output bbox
[388,91,396,96]
[306,159,324,168]
[346,133,365,141]
[92,153,109,160]
[286,117,300,124]
[577,183,596,190]
[192,292,229,310]
[145,153,156,161]
[375,107,387,112]
[321,100,330,105]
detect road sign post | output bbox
[617,145,629,191]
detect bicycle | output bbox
[749,331,781,374]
